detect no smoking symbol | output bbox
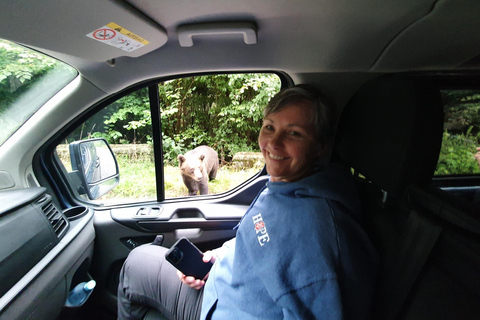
[93,29,116,40]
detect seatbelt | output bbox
[375,207,443,320]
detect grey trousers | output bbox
[117,244,204,320]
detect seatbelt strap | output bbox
[376,209,443,320]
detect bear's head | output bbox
[178,153,206,182]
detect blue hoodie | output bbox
[200,163,378,319]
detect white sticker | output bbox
[86,22,149,53]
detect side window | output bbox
[435,89,480,176]
[56,73,281,205]
[159,74,280,198]
[57,87,155,205]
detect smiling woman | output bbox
[0,39,77,146]
[117,84,378,320]
[259,101,321,182]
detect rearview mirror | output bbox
[69,138,119,200]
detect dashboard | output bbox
[0,187,95,320]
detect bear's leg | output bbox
[198,179,209,195]
[188,182,199,196]
[182,176,199,196]
[208,166,218,181]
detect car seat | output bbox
[334,75,480,319]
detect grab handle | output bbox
[178,22,257,47]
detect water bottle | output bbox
[65,280,96,307]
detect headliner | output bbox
[1,0,480,93]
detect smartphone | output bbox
[165,237,213,280]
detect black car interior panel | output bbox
[334,75,480,319]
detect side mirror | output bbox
[69,138,119,200]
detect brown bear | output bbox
[177,145,219,196]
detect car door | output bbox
[40,73,282,314]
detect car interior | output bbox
[0,0,480,320]
[335,76,480,319]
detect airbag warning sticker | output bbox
[86,22,149,52]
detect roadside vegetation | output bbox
[436,90,480,175]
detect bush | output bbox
[435,129,480,175]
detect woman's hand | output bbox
[177,250,217,290]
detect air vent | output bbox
[37,194,49,204]
[39,196,68,238]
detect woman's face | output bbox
[258,101,324,182]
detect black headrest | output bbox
[334,76,444,196]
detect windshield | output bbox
[0,39,77,146]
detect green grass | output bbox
[108,156,157,200]
[57,148,263,202]
[104,155,261,200]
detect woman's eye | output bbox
[289,131,301,137]
[263,125,274,131]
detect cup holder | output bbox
[63,206,88,221]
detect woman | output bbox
[117,84,378,320]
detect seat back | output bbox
[334,76,480,319]
[334,75,444,268]
[335,76,443,196]
[397,184,480,319]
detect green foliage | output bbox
[0,40,69,106]
[157,73,280,163]
[64,88,153,145]
[0,39,77,145]
[435,128,480,175]
[0,40,56,86]
[436,90,480,175]
[104,88,152,144]
[162,135,186,165]
[441,90,480,136]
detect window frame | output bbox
[38,72,288,208]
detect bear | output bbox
[177,145,219,196]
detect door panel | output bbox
[89,175,266,313]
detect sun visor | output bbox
[0,0,167,62]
